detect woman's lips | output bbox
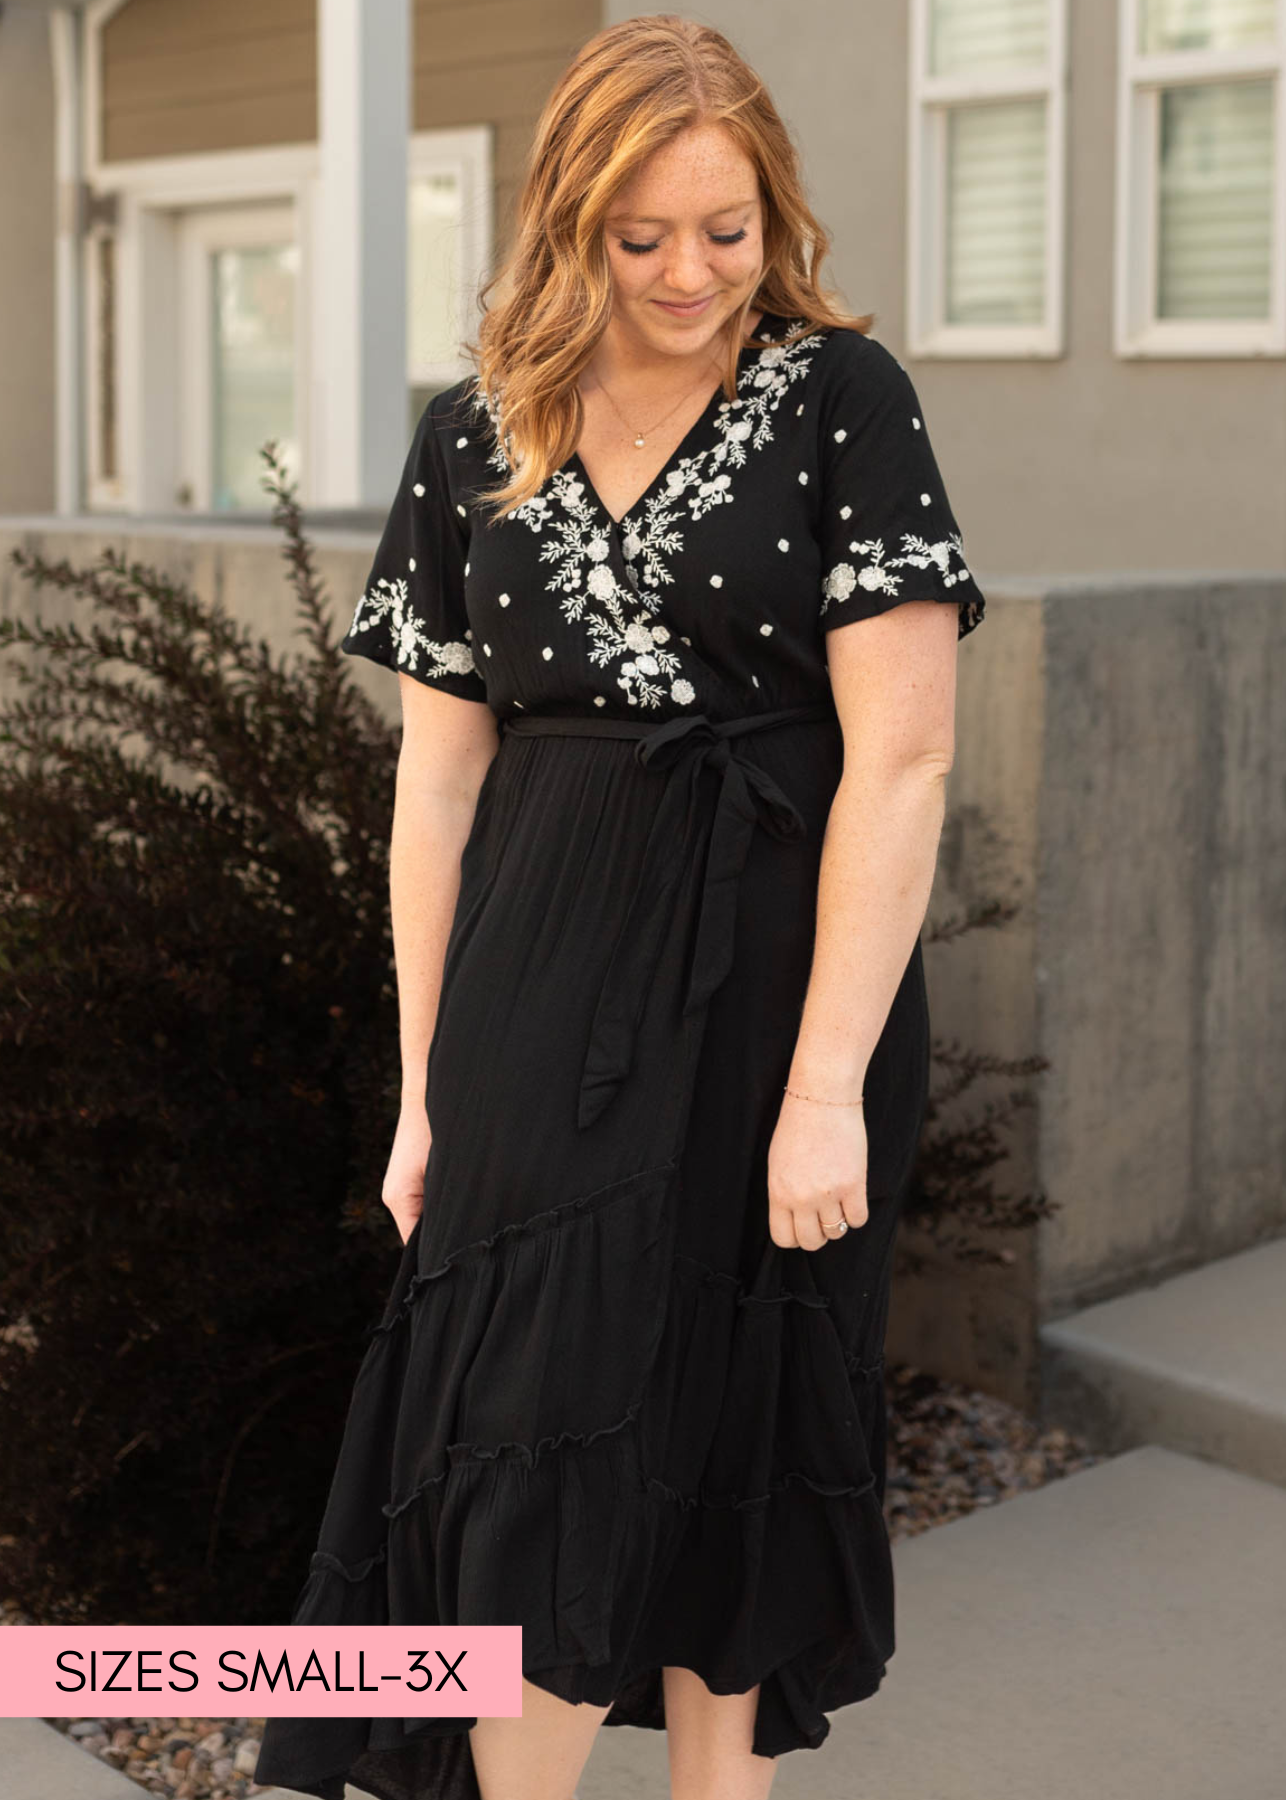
[652,295,715,317]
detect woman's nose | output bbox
[659,235,713,293]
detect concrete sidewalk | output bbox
[1042,1235,1286,1490]
[581,1445,1286,1800]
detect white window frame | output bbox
[409,126,493,392]
[1114,0,1286,357]
[79,142,318,515]
[907,0,1068,358]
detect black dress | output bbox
[254,307,985,1800]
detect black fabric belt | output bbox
[501,702,840,1129]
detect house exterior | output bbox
[1,0,599,518]
[1,0,1282,573]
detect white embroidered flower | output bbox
[635,654,659,675]
[625,621,656,653]
[587,534,611,562]
[439,640,480,675]
[586,564,618,600]
[651,624,671,643]
[823,563,857,601]
[671,679,696,704]
[622,529,643,559]
[858,566,886,592]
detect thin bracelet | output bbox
[783,1084,865,1106]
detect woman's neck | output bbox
[586,305,765,399]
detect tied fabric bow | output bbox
[577,712,810,1131]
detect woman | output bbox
[255,15,984,1800]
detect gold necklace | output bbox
[589,352,725,450]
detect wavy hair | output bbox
[463,13,874,520]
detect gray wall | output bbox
[887,574,1286,1407]
[0,7,56,514]
[605,0,1286,583]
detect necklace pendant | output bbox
[634,435,646,448]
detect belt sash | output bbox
[502,702,839,1130]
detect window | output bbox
[177,203,302,513]
[407,127,492,437]
[908,0,1068,356]
[86,225,122,507]
[1115,0,1284,355]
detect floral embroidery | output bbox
[821,532,981,635]
[619,326,820,594]
[503,466,691,709]
[465,323,821,709]
[346,576,480,683]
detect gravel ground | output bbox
[10,1361,1103,1797]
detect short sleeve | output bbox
[340,389,489,700]
[815,331,985,639]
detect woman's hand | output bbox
[766,1092,869,1251]
[382,1104,434,1246]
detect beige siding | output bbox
[0,7,55,510]
[413,0,601,248]
[100,0,316,163]
[97,0,600,254]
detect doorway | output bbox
[176,203,301,512]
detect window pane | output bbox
[210,243,298,511]
[408,169,464,377]
[1140,0,1278,54]
[929,0,1049,75]
[1157,78,1273,319]
[945,99,1047,325]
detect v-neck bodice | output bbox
[340,307,985,721]
[567,313,785,530]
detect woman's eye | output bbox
[618,227,749,256]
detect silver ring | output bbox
[823,1217,849,1238]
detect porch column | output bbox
[315,0,410,507]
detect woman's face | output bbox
[602,121,765,360]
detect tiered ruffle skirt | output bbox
[255,712,928,1800]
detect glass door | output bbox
[177,203,301,512]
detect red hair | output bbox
[466,12,874,519]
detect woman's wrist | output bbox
[783,1077,866,1106]
[400,1069,429,1112]
[786,1047,870,1105]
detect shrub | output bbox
[0,448,406,1626]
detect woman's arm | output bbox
[768,597,959,1252]
[383,675,499,1242]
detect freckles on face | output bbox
[603,122,765,328]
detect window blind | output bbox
[1140,0,1277,55]
[929,0,1049,76]
[945,99,1048,325]
[1157,77,1274,318]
